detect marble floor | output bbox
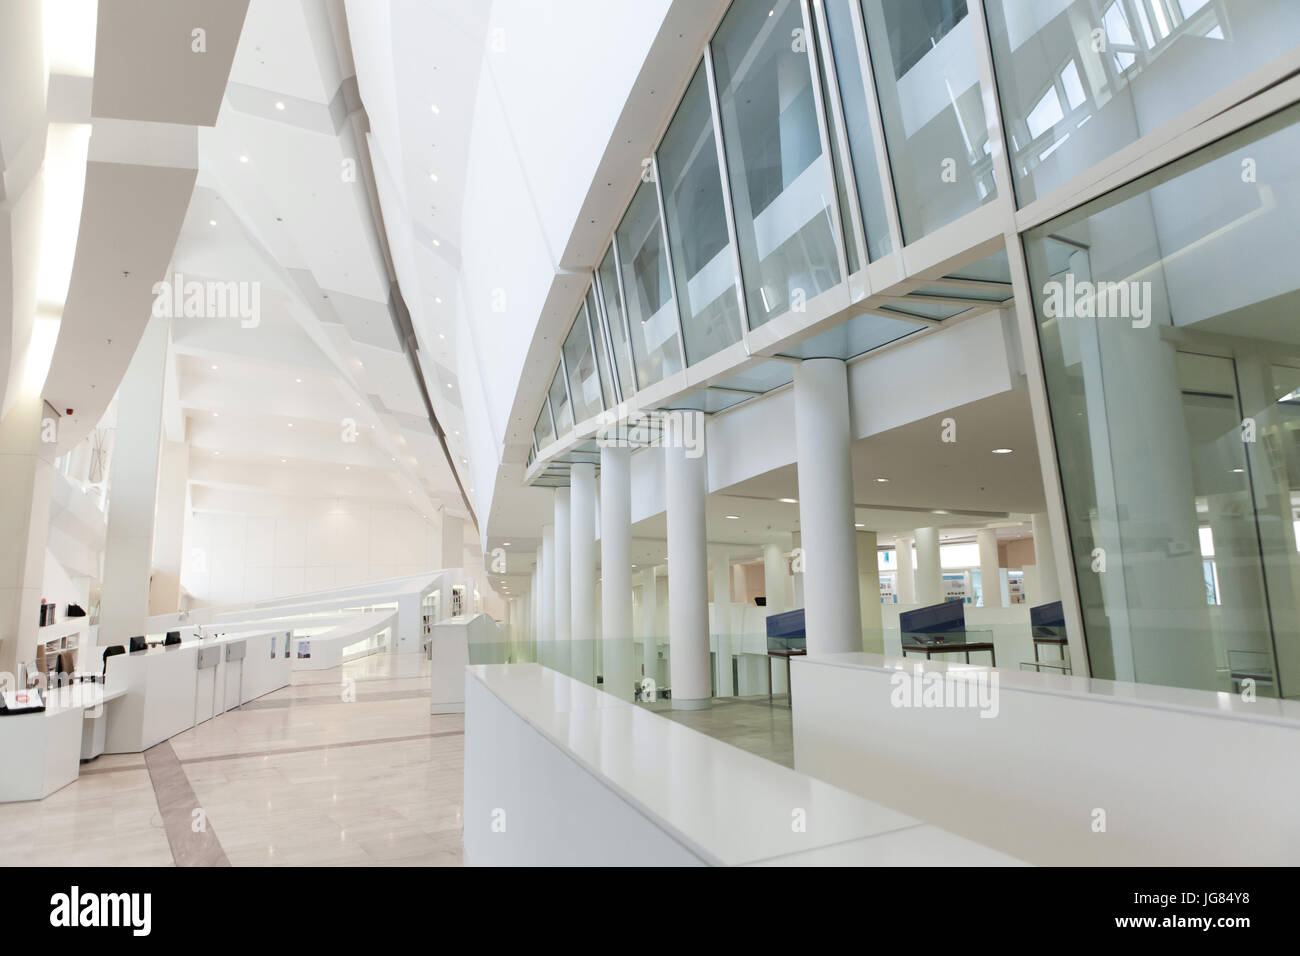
[0,653,464,867]
[643,694,795,768]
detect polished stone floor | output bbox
[0,653,464,867]
[643,694,795,768]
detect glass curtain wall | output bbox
[596,247,636,398]
[712,0,843,327]
[985,0,1300,206]
[861,0,996,241]
[658,62,746,364]
[585,288,615,405]
[616,180,684,388]
[562,303,606,424]
[1026,102,1300,699]
[548,367,574,437]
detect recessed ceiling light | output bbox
[429,172,439,182]
[432,238,440,247]
[855,523,865,528]
[503,542,511,547]
[1232,467,1244,473]
[211,364,219,371]
[208,219,217,227]
[446,383,453,389]
[778,497,798,504]
[212,412,218,418]
[274,101,285,110]
[213,450,220,455]
[724,514,740,520]
[430,104,440,114]
[435,296,443,304]
[992,448,1013,455]
[295,378,302,384]
[280,458,286,463]
[933,509,949,515]
[345,466,350,470]
[239,155,249,163]
[875,477,890,483]
[287,423,293,428]
[438,333,445,340]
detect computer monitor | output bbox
[164,631,181,647]
[128,635,147,653]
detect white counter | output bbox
[464,663,1022,866]
[790,652,1300,865]
[289,611,394,671]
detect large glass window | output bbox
[548,366,574,437]
[986,0,1300,206]
[616,180,683,389]
[658,62,745,365]
[585,288,615,407]
[861,0,996,242]
[562,306,605,425]
[1026,103,1300,698]
[712,0,842,327]
[534,401,556,450]
[823,0,894,262]
[596,246,636,399]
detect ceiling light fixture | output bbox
[429,172,439,182]
[430,104,440,114]
[208,219,217,227]
[778,497,798,504]
[724,514,740,520]
[875,477,889,483]
[992,448,1013,455]
[274,101,285,111]
[239,155,249,163]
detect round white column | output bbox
[570,463,596,685]
[666,443,710,708]
[977,528,1003,608]
[711,550,734,697]
[641,567,659,688]
[793,359,862,655]
[600,447,634,700]
[857,530,882,652]
[1031,512,1062,605]
[895,535,916,604]
[553,488,571,676]
[914,527,942,606]
[763,541,789,611]
[540,525,554,670]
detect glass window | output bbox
[712,0,842,327]
[534,401,556,450]
[861,0,996,242]
[778,312,922,359]
[1026,103,1300,697]
[585,289,615,408]
[823,0,893,261]
[985,0,1300,205]
[597,246,636,399]
[658,62,745,365]
[548,366,574,437]
[562,307,604,425]
[616,180,683,389]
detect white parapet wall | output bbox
[791,652,1300,865]
[463,662,1023,866]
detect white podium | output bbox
[430,613,503,714]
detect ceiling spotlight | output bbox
[933,509,949,515]
[503,542,511,547]
[855,523,865,529]
[239,155,249,163]
[724,514,740,520]
[208,219,217,227]
[446,383,453,389]
[992,448,1013,455]
[287,422,294,428]
[280,458,286,463]
[430,104,440,114]
[295,378,302,384]
[429,172,439,182]
[875,477,890,483]
[274,101,285,110]
[212,412,219,418]
[213,450,220,456]
[345,466,350,470]
[432,239,440,247]
[435,296,443,304]
[778,497,798,504]
[211,364,219,371]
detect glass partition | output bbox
[547,366,574,437]
[659,62,745,365]
[616,180,683,388]
[597,246,636,399]
[533,401,556,450]
[985,0,1300,206]
[712,0,842,327]
[562,306,605,424]
[861,0,996,242]
[585,288,615,407]
[823,0,894,261]
[1026,103,1300,698]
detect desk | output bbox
[767,649,806,706]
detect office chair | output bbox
[128,636,147,653]
[164,631,181,646]
[102,644,125,676]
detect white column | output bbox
[763,541,789,611]
[440,513,464,570]
[540,525,554,669]
[600,447,633,700]
[977,529,1003,608]
[711,550,734,697]
[1031,512,1062,605]
[99,317,169,646]
[641,567,659,686]
[148,440,188,615]
[553,487,571,676]
[857,531,882,653]
[895,535,916,604]
[793,359,862,655]
[0,392,57,678]
[570,463,596,685]
[914,527,942,607]
[666,443,710,708]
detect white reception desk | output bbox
[464,663,1022,866]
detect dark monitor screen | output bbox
[899,600,965,634]
[1030,601,1065,628]
[765,607,805,640]
[128,636,147,653]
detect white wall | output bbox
[180,497,443,607]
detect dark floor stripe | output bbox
[143,740,231,867]
[78,762,148,776]
[177,729,464,766]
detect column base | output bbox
[671,697,712,711]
